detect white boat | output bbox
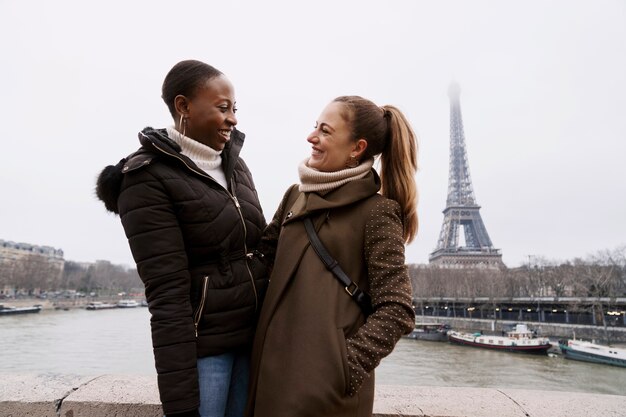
[85,302,117,310]
[448,323,552,354]
[116,299,139,308]
[559,339,626,368]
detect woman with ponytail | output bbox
[245,96,418,417]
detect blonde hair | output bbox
[333,96,419,243]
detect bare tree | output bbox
[61,261,90,291]
[7,254,62,295]
[86,260,142,295]
[0,260,14,294]
[569,246,626,343]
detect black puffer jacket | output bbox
[96,127,267,415]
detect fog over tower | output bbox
[429,83,504,268]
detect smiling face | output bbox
[307,101,367,172]
[180,75,237,151]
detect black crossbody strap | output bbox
[304,217,373,316]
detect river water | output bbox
[1,308,625,396]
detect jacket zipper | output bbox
[149,139,259,312]
[194,276,209,337]
[231,177,259,312]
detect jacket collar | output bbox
[284,169,381,224]
[221,128,244,182]
[137,126,245,184]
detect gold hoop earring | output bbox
[346,155,359,168]
[179,114,187,137]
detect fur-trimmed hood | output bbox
[95,126,244,214]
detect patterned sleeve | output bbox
[345,198,415,396]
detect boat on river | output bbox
[447,323,552,354]
[558,339,626,368]
[116,299,139,308]
[86,302,117,310]
[405,323,450,342]
[0,304,43,315]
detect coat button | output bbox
[286,211,293,219]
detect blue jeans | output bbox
[197,351,249,417]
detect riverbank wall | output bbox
[416,316,626,343]
[0,297,142,311]
[1,373,625,417]
[5,298,625,343]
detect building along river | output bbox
[1,307,625,396]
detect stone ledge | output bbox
[374,385,626,417]
[1,373,625,417]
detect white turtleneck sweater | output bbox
[166,126,228,189]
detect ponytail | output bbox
[333,96,419,243]
[380,105,419,243]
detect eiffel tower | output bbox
[429,83,503,268]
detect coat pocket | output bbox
[336,328,350,396]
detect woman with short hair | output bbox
[96,60,267,417]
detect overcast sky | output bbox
[1,0,625,268]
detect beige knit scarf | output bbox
[298,157,375,193]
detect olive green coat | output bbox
[246,171,415,417]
